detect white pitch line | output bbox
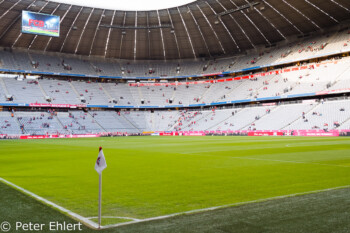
[102,184,350,229]
[87,216,140,221]
[0,177,99,229]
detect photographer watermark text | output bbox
[0,221,82,232]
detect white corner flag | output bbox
[95,147,107,229]
[95,147,107,174]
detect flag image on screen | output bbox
[22,11,60,37]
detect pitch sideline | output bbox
[86,216,140,221]
[1,177,350,229]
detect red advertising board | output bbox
[19,134,100,139]
[128,61,335,88]
[293,131,339,137]
[248,132,284,136]
[159,132,179,136]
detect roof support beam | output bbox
[217,1,259,17]
[281,0,320,30]
[146,12,151,58]
[230,0,271,45]
[134,11,137,60]
[75,8,94,54]
[167,9,181,59]
[100,24,171,29]
[89,9,105,56]
[0,15,21,41]
[104,10,116,58]
[12,1,49,48]
[216,0,256,49]
[28,4,61,50]
[329,0,350,13]
[0,0,39,43]
[44,5,72,52]
[0,0,22,21]
[157,10,166,60]
[261,0,303,35]
[243,0,286,40]
[197,4,225,54]
[118,12,127,59]
[59,6,83,52]
[208,1,240,52]
[303,0,338,23]
[187,6,211,57]
[177,7,196,59]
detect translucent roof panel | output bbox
[49,0,197,11]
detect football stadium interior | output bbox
[1,0,350,232]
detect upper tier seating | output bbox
[0,30,349,78]
[1,57,350,107]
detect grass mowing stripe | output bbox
[185,153,350,168]
[229,156,350,168]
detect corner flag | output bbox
[95,147,107,229]
[95,147,107,174]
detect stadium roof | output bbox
[0,0,349,60]
[49,0,198,11]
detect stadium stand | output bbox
[1,29,350,78]
[2,56,350,108]
[0,111,22,135]
[2,2,350,233]
[3,97,350,135]
[0,25,350,136]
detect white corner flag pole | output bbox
[95,146,107,229]
[98,172,102,229]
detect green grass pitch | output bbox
[1,136,350,228]
[22,28,59,37]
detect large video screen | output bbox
[22,11,60,37]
